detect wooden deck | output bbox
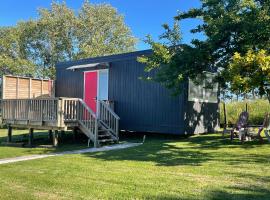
[1,98,120,147]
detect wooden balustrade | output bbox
[98,100,120,139]
[1,98,64,127]
[1,98,119,147]
[77,99,97,135]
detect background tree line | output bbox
[0,1,137,79]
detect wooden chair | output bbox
[246,113,270,142]
[264,129,270,142]
[230,111,249,141]
[261,113,270,143]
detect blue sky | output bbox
[0,0,203,50]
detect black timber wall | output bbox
[55,50,220,135]
[184,101,220,134]
[56,67,84,98]
[108,59,185,134]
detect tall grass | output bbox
[220,99,270,126]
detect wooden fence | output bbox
[2,75,54,99]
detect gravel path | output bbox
[0,143,142,165]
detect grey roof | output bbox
[56,49,152,69]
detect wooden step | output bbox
[98,134,111,138]
[98,138,116,143]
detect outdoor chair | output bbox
[230,111,249,141]
[264,129,270,142]
[245,113,270,143]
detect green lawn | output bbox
[0,130,270,199]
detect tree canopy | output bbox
[0,1,137,78]
[139,0,270,99]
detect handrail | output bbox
[99,100,120,120]
[98,100,120,139]
[75,99,98,147]
[78,99,96,118]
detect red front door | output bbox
[84,71,98,113]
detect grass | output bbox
[0,128,87,159]
[0,130,269,199]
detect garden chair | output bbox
[247,113,270,142]
[230,111,249,141]
[246,113,270,142]
[264,130,270,142]
[262,113,270,143]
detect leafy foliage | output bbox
[139,0,270,97]
[0,1,137,78]
[0,27,36,77]
[227,50,270,100]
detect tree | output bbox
[0,27,36,77]
[0,1,137,78]
[139,0,270,98]
[227,49,270,101]
[76,2,136,58]
[17,2,78,78]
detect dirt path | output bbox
[0,143,142,165]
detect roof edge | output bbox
[56,49,152,68]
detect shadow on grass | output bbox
[205,185,270,200]
[146,185,270,200]
[82,132,270,167]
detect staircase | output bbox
[1,98,120,147]
[64,98,120,147]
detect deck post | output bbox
[28,128,34,147]
[53,130,59,147]
[7,125,12,143]
[48,130,53,141]
[72,127,78,141]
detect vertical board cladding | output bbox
[55,67,84,98]
[4,76,17,99]
[32,80,42,98]
[184,100,220,134]
[2,75,53,99]
[184,78,220,134]
[108,59,185,134]
[55,50,219,135]
[18,78,30,98]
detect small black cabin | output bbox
[56,50,219,135]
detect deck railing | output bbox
[1,98,119,146]
[98,100,120,139]
[1,98,62,126]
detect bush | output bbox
[220,99,270,126]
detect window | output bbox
[188,73,218,103]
